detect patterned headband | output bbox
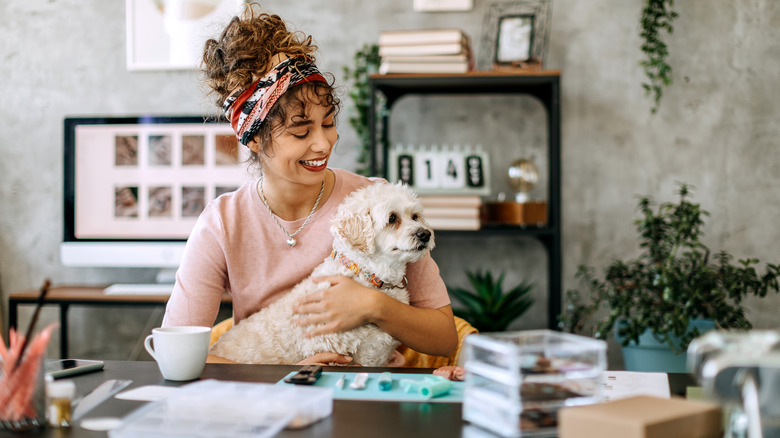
[222,56,327,146]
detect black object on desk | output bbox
[284,365,323,385]
[45,359,105,379]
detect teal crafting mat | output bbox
[277,372,464,403]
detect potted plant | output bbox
[448,269,535,332]
[342,44,381,176]
[559,183,780,372]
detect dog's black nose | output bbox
[416,228,431,243]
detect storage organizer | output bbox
[462,330,606,437]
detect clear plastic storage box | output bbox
[462,330,606,437]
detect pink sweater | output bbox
[162,168,450,327]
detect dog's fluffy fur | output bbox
[209,182,435,366]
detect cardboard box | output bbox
[558,395,721,438]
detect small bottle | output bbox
[46,379,75,428]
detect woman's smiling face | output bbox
[250,95,337,187]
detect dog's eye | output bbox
[412,213,419,221]
[388,213,397,224]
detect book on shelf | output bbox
[426,216,481,231]
[379,60,469,75]
[378,41,468,57]
[381,54,469,63]
[420,195,482,209]
[378,28,472,73]
[379,28,466,47]
[423,206,480,219]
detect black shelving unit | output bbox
[368,71,562,330]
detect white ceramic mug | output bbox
[144,326,211,381]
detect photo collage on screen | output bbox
[113,131,240,220]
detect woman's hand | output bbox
[293,275,380,337]
[296,352,357,366]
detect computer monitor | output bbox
[61,116,252,280]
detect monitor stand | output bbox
[154,268,177,284]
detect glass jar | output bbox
[0,357,47,432]
[46,379,76,428]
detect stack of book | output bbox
[420,195,482,230]
[378,28,472,74]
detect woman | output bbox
[162,5,457,365]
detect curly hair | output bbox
[202,4,340,166]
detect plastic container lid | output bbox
[46,380,76,398]
[109,379,333,438]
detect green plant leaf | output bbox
[496,281,535,310]
[447,269,536,332]
[639,0,677,114]
[342,44,381,176]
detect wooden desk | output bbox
[23,361,465,438]
[8,286,231,359]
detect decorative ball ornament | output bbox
[507,158,539,203]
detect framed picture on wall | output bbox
[125,0,243,71]
[478,0,552,70]
[494,14,535,65]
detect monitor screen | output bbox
[61,116,253,269]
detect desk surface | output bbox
[23,361,465,438]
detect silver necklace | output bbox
[258,174,324,247]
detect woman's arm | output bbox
[293,275,458,357]
[162,205,228,328]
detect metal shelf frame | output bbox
[368,71,562,329]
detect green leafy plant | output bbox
[342,44,381,176]
[448,270,535,332]
[560,183,780,353]
[640,0,679,114]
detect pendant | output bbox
[287,237,297,247]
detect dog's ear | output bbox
[333,209,375,254]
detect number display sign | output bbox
[388,144,491,195]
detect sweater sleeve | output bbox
[405,253,451,309]
[162,203,228,328]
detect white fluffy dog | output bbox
[209,182,435,366]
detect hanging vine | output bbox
[342,44,381,176]
[639,0,678,114]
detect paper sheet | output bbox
[115,385,180,401]
[601,371,671,401]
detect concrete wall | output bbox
[2,0,779,365]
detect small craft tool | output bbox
[349,372,369,390]
[400,376,453,399]
[377,372,393,391]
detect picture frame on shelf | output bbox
[495,15,535,65]
[479,0,552,71]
